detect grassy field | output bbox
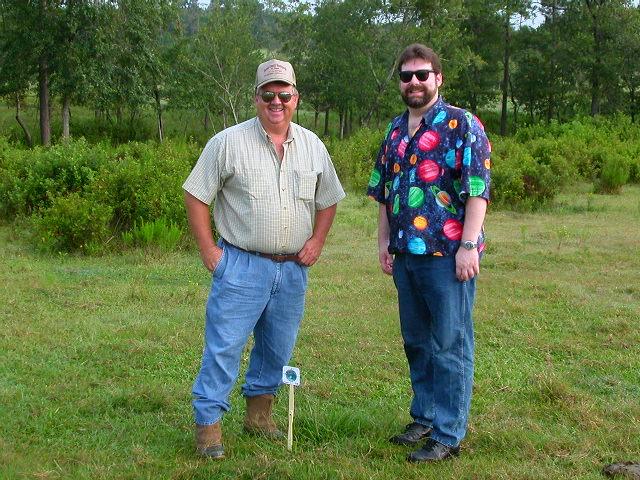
[1,185,639,479]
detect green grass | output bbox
[1,185,639,479]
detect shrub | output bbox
[326,127,384,192]
[594,153,630,194]
[91,140,195,231]
[122,218,183,251]
[32,192,112,253]
[0,138,107,218]
[490,137,557,210]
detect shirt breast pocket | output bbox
[295,171,317,202]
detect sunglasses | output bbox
[399,69,436,83]
[260,91,295,103]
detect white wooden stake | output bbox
[282,366,300,452]
[287,383,294,451]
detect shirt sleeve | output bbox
[314,142,346,210]
[458,113,491,202]
[182,135,225,205]
[366,124,392,203]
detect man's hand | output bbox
[202,245,224,272]
[297,236,324,266]
[455,247,479,282]
[379,249,393,275]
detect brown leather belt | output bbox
[223,240,299,263]
[254,253,300,263]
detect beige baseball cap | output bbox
[255,59,296,90]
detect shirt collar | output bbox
[421,96,446,125]
[254,117,295,144]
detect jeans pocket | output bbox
[212,246,227,278]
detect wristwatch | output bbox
[461,240,477,250]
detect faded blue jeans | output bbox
[392,254,476,447]
[192,241,308,426]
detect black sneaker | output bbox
[389,422,432,445]
[407,439,460,463]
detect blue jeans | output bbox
[192,241,308,425]
[392,254,475,447]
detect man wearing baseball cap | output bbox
[183,59,345,459]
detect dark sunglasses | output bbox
[399,69,436,83]
[260,91,295,103]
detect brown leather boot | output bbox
[195,422,225,459]
[243,394,284,438]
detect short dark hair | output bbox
[397,44,442,74]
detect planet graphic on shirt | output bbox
[408,186,425,208]
[368,169,381,187]
[417,130,440,152]
[408,237,427,254]
[397,136,409,158]
[430,186,457,214]
[392,175,400,191]
[413,216,428,231]
[392,194,400,215]
[384,181,392,199]
[417,160,441,183]
[409,154,418,165]
[443,218,463,241]
[463,147,472,166]
[391,128,400,140]
[393,162,401,173]
[449,119,458,129]
[433,111,447,124]
[469,176,486,196]
[445,149,461,170]
[484,158,491,169]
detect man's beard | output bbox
[401,85,437,108]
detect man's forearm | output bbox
[461,197,487,242]
[184,191,216,253]
[378,203,390,251]
[310,204,337,246]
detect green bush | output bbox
[90,140,195,231]
[122,218,183,251]
[326,127,383,192]
[0,138,107,218]
[490,137,557,209]
[594,153,630,194]
[32,192,112,253]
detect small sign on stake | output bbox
[282,366,301,451]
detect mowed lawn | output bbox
[1,185,639,480]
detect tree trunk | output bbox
[62,94,70,141]
[39,56,51,146]
[323,108,330,137]
[339,110,345,140]
[154,87,164,142]
[15,94,33,148]
[500,16,511,136]
[204,108,211,131]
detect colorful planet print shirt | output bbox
[367,97,491,256]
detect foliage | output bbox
[0,137,197,253]
[31,191,112,253]
[0,138,106,218]
[594,152,630,194]
[326,127,383,192]
[122,218,183,251]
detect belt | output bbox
[223,240,299,263]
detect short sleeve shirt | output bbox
[367,97,491,256]
[183,117,345,254]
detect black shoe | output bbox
[389,422,432,445]
[407,439,460,463]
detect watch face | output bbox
[463,241,476,250]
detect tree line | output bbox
[1,0,638,147]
